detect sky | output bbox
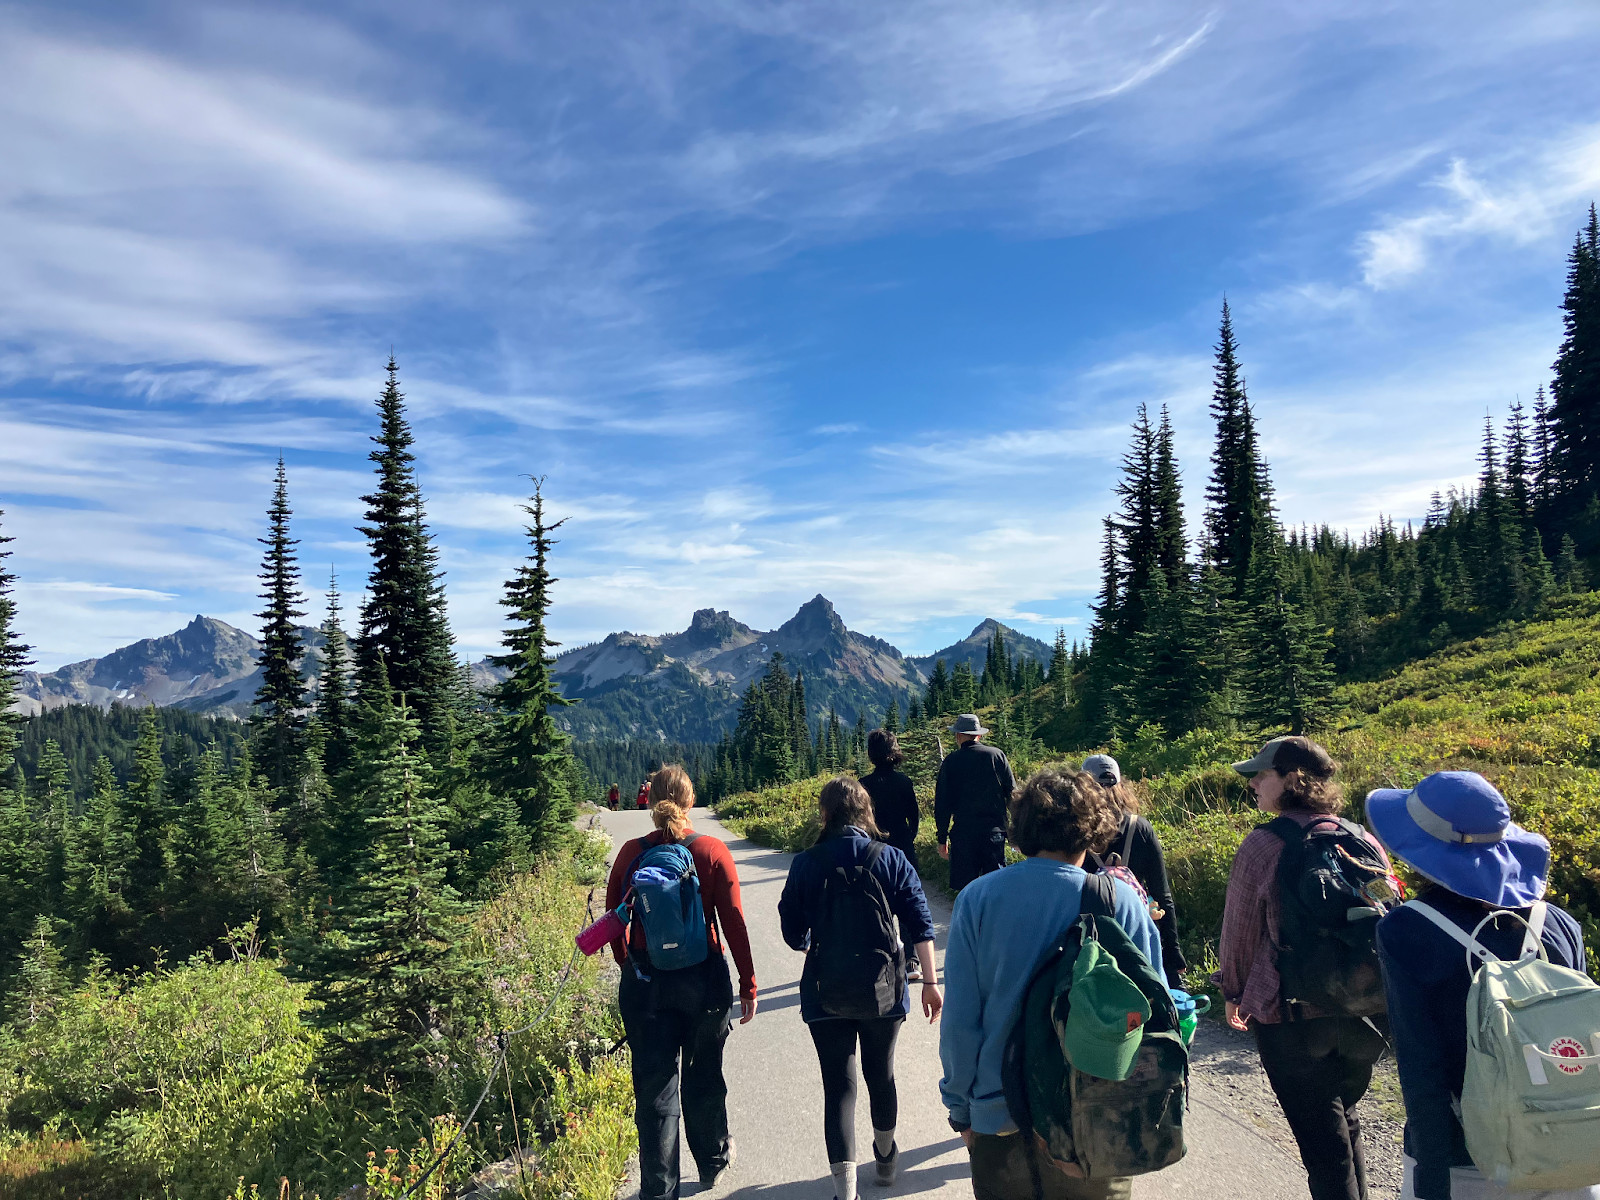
[4,0,1600,671]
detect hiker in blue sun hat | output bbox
[1367,771,1597,1200]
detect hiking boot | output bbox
[873,1142,898,1187]
[700,1138,736,1190]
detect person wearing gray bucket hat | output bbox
[1367,773,1591,1200]
[934,715,1015,890]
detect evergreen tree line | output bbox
[0,358,583,1091]
[1075,205,1600,744]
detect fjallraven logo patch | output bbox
[1550,1037,1588,1074]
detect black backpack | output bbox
[1001,873,1187,1180]
[806,840,905,1019]
[1268,815,1400,1017]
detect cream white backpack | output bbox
[1406,899,1600,1192]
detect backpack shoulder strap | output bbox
[1118,815,1137,865]
[1261,814,1305,843]
[1080,870,1117,920]
[864,839,887,870]
[1403,898,1498,967]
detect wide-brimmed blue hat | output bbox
[1365,771,1549,907]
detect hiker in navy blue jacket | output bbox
[1367,772,1593,1200]
[779,775,941,1200]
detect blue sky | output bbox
[4,1,1600,670]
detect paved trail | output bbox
[594,808,1316,1200]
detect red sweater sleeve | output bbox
[702,838,758,1002]
[605,837,639,966]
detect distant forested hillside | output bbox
[15,703,248,799]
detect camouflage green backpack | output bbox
[1001,873,1188,1180]
[1406,899,1600,1192]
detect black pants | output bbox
[621,957,736,1200]
[949,826,1006,890]
[1254,1015,1388,1200]
[808,1016,904,1164]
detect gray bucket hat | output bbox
[948,713,989,736]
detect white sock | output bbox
[831,1161,858,1200]
[873,1129,895,1158]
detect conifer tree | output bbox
[0,509,31,785]
[1048,629,1072,713]
[1203,304,1276,594]
[119,708,172,965]
[65,757,134,963]
[252,457,308,799]
[1551,204,1600,523]
[1533,385,1558,519]
[1153,406,1188,588]
[355,358,458,752]
[1505,400,1533,519]
[316,571,354,780]
[11,915,66,1024]
[907,695,923,724]
[925,660,951,716]
[1556,533,1589,592]
[1239,542,1334,736]
[30,740,71,917]
[950,662,977,714]
[485,482,574,852]
[301,677,481,1089]
[883,697,900,734]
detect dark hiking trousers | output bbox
[621,957,735,1200]
[808,1015,904,1164]
[967,1132,1131,1200]
[1254,1015,1388,1200]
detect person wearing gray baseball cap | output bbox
[934,715,1016,890]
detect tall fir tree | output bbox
[1048,628,1072,713]
[316,571,354,781]
[118,709,173,967]
[1550,204,1600,529]
[252,457,308,799]
[484,482,574,853]
[1239,541,1335,736]
[0,509,31,787]
[65,757,133,960]
[355,358,458,752]
[1153,406,1188,589]
[1203,303,1276,594]
[300,674,481,1089]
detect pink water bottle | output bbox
[576,906,627,956]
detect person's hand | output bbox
[959,1128,975,1150]
[740,995,758,1024]
[938,842,950,860]
[922,982,943,1022]
[1225,1000,1251,1032]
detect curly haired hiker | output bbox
[779,776,942,1200]
[606,766,758,1200]
[1367,772,1598,1200]
[1216,737,1393,1200]
[935,714,1016,890]
[940,767,1164,1200]
[1080,753,1186,988]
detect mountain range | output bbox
[14,597,1053,743]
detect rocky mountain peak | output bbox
[777,594,846,643]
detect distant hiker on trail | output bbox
[940,767,1164,1200]
[778,775,942,1200]
[935,714,1016,891]
[862,729,920,867]
[862,728,926,980]
[607,765,758,1200]
[1366,772,1599,1200]
[637,780,651,809]
[1081,753,1186,988]
[608,783,620,810]
[1217,737,1394,1200]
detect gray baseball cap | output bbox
[1081,753,1121,787]
[1231,736,1334,778]
[948,713,990,736]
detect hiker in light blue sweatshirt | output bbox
[939,767,1164,1200]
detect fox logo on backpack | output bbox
[1266,814,1402,1016]
[806,840,905,1020]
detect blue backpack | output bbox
[626,834,709,973]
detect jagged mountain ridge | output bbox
[14,599,1054,743]
[15,615,327,718]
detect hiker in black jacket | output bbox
[934,714,1016,891]
[1081,754,1186,988]
[861,729,920,868]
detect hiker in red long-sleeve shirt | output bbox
[606,765,757,1200]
